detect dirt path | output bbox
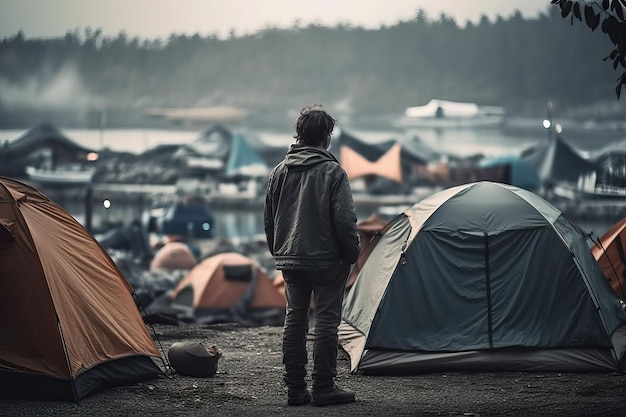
[0,324,624,417]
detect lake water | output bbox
[2,121,624,238]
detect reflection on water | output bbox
[58,196,617,244]
[59,197,267,240]
[216,208,265,241]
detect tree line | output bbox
[0,6,621,128]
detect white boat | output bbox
[26,166,96,185]
[396,99,505,129]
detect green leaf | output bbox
[561,1,573,17]
[602,16,610,33]
[585,6,600,30]
[602,16,620,44]
[573,3,582,19]
[616,74,625,99]
[615,2,625,20]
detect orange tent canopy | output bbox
[591,217,626,300]
[340,143,403,183]
[0,177,161,401]
[172,252,286,310]
[150,241,197,271]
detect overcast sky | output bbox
[0,0,552,40]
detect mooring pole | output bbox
[84,185,93,232]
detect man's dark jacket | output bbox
[264,143,360,270]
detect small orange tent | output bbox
[150,241,197,271]
[0,177,161,401]
[170,252,286,325]
[340,143,403,183]
[591,217,626,300]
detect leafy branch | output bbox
[553,0,626,98]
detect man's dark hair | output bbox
[294,104,336,146]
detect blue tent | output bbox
[478,155,540,191]
[225,132,269,177]
[156,201,215,239]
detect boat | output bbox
[25,165,96,185]
[396,99,505,129]
[143,198,215,240]
[144,106,247,123]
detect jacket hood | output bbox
[285,144,338,171]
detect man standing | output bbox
[264,104,360,407]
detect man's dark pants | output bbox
[282,264,350,393]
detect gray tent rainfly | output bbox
[339,181,626,374]
[522,135,598,186]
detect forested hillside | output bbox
[0,6,622,129]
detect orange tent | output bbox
[347,214,394,288]
[591,217,626,300]
[273,270,287,297]
[170,252,286,325]
[0,177,161,401]
[340,143,403,183]
[150,241,197,271]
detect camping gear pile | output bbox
[167,341,222,378]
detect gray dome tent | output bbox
[340,181,626,374]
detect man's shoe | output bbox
[311,386,355,407]
[287,389,311,406]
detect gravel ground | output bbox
[1,324,625,417]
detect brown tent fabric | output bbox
[170,252,286,325]
[273,270,286,297]
[150,241,197,271]
[347,214,395,289]
[0,177,161,401]
[592,217,626,300]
